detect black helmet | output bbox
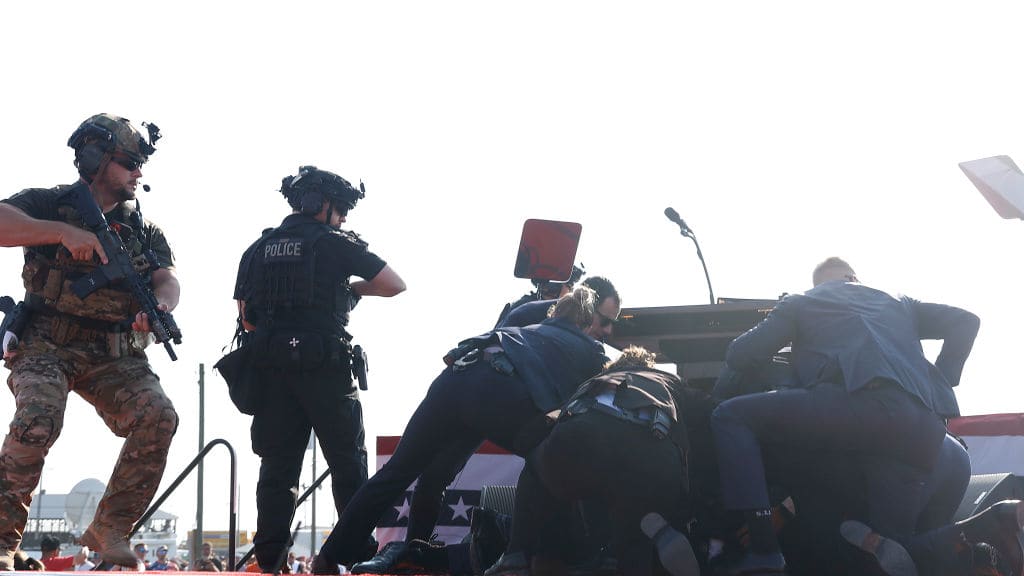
[67,113,159,177]
[281,165,365,215]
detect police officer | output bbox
[233,166,405,572]
[0,113,180,569]
[485,346,695,576]
[348,279,623,575]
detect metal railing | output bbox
[94,438,237,570]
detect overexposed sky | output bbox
[1,1,1022,539]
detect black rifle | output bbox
[65,183,182,360]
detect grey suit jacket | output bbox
[726,281,979,418]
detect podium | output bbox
[607,299,778,385]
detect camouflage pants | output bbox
[0,317,179,551]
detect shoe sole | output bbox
[641,512,700,576]
[840,520,918,576]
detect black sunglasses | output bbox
[596,310,618,328]
[111,155,143,172]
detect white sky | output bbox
[1,1,1022,542]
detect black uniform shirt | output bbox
[233,214,386,331]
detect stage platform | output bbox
[24,569,444,573]
[45,569,444,573]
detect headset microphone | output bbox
[142,184,151,192]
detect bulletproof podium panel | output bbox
[953,473,1024,522]
[513,219,582,282]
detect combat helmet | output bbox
[280,165,365,216]
[67,113,160,178]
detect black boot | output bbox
[957,500,1024,576]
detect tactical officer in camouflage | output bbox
[0,113,181,570]
[233,166,406,573]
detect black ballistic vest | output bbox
[244,218,355,337]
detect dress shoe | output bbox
[640,512,700,576]
[483,551,530,576]
[351,539,447,574]
[840,520,917,576]
[80,524,143,569]
[958,500,1024,576]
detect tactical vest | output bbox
[22,192,154,323]
[564,368,690,453]
[242,218,356,337]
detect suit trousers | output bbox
[711,383,945,539]
[320,362,540,565]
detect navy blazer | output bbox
[493,317,608,412]
[498,298,556,328]
[726,281,979,418]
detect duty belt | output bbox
[452,347,515,376]
[563,397,671,440]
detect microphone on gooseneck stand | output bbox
[663,207,693,237]
[664,206,715,305]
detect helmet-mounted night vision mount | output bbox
[281,165,366,216]
[67,114,159,179]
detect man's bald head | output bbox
[812,257,858,286]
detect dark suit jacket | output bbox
[493,317,608,412]
[726,281,979,418]
[498,298,556,328]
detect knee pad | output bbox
[160,406,180,437]
[138,391,179,437]
[10,409,61,448]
